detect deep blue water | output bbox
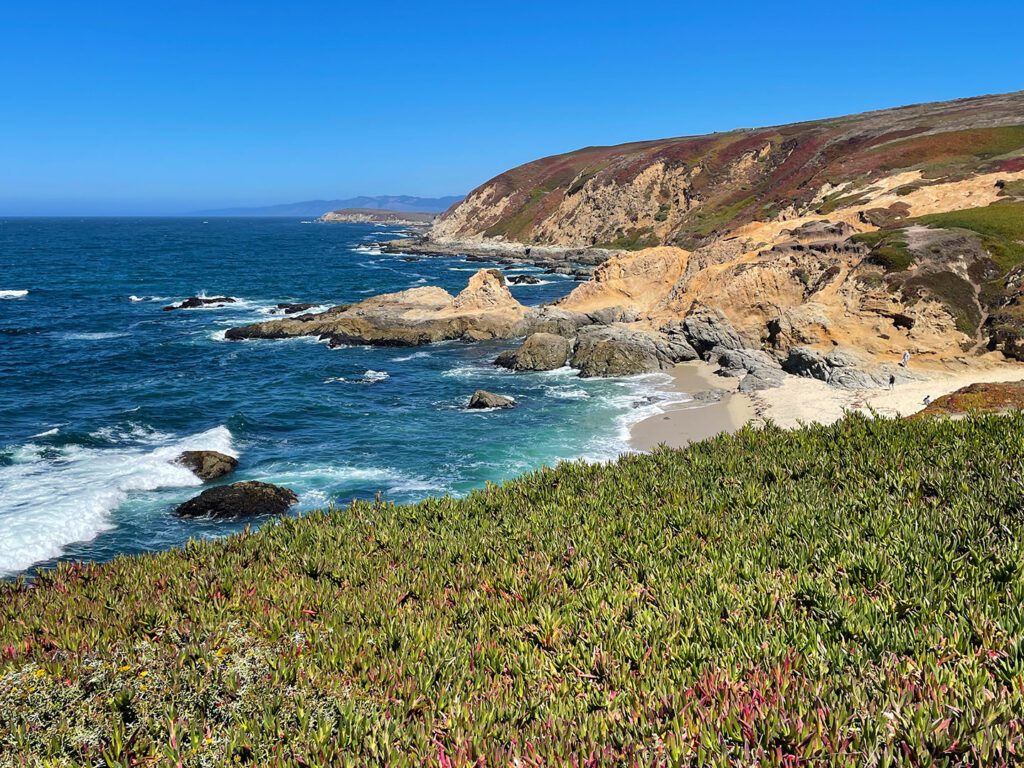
[0,218,681,577]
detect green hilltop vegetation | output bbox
[851,201,1024,346]
[2,413,1023,765]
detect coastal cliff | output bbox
[431,91,1024,249]
[318,208,438,225]
[231,91,1024,392]
[426,91,1024,376]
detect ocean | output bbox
[0,218,684,577]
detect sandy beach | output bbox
[629,361,755,450]
[631,354,1024,450]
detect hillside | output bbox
[432,92,1024,249]
[3,413,1023,765]
[318,208,438,225]
[196,195,463,218]
[421,92,1024,374]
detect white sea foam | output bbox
[441,364,514,380]
[128,295,169,303]
[0,289,28,299]
[0,425,236,576]
[544,386,591,400]
[29,427,61,438]
[324,369,390,384]
[57,331,131,342]
[579,374,690,463]
[388,477,447,493]
[390,350,432,362]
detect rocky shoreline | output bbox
[377,236,613,280]
[224,260,923,393]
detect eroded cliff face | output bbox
[432,91,1024,250]
[430,91,1024,372]
[236,92,1024,386]
[553,172,1024,369]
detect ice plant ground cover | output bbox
[1,413,1023,766]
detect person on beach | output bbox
[900,351,911,368]
[889,373,896,390]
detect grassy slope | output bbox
[915,381,1024,417]
[2,415,1024,766]
[915,203,1024,274]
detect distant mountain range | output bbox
[194,195,464,218]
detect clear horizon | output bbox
[3,0,1023,216]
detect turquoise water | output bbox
[0,218,683,577]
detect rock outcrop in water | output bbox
[175,451,238,482]
[164,296,236,311]
[228,92,1024,388]
[495,332,572,371]
[175,481,298,519]
[468,390,515,409]
[226,269,535,347]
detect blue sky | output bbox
[2,1,1022,215]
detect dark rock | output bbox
[823,349,886,389]
[175,450,238,482]
[163,296,237,311]
[587,306,639,325]
[738,368,786,392]
[468,390,515,409]
[570,325,664,377]
[712,348,785,391]
[522,308,593,336]
[827,367,882,389]
[657,322,699,363]
[507,275,541,285]
[683,306,744,358]
[274,302,318,315]
[714,348,782,377]
[692,389,726,402]
[495,332,573,372]
[175,481,298,519]
[782,346,830,380]
[655,336,699,364]
[401,256,421,262]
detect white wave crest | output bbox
[0,426,236,576]
[0,290,29,299]
[390,350,432,362]
[57,331,131,341]
[324,370,390,384]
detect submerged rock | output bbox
[468,390,515,409]
[163,296,236,311]
[175,450,238,482]
[495,332,572,371]
[508,275,541,285]
[175,481,298,519]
